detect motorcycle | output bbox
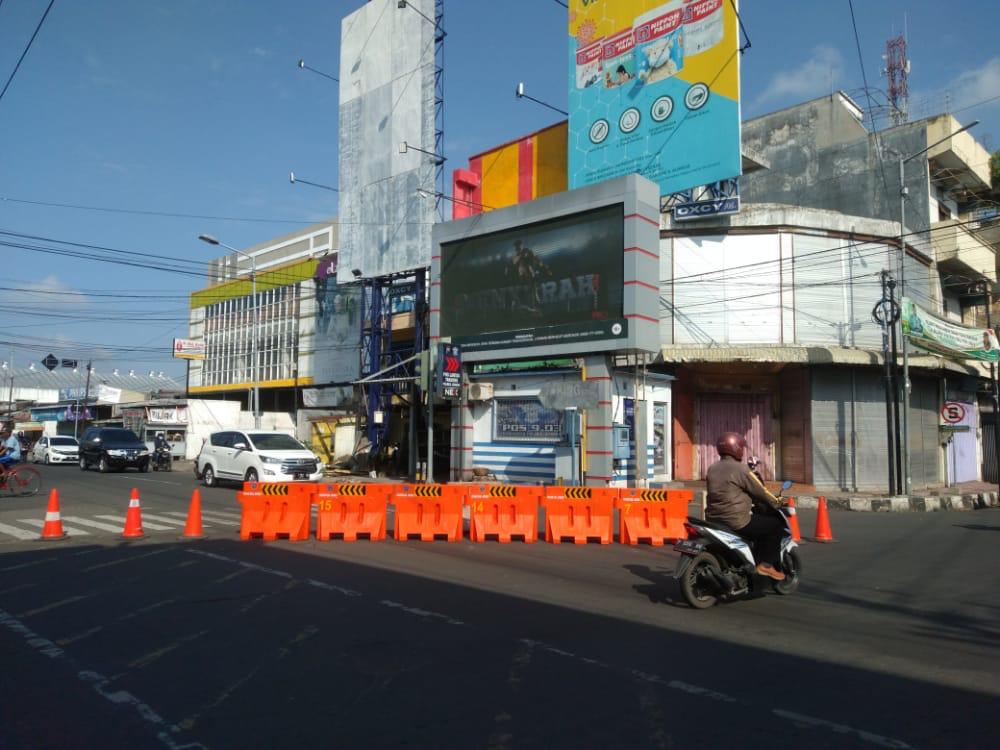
[151,446,173,472]
[674,478,801,609]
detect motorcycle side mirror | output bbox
[781,480,793,491]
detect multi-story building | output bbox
[186,220,357,431]
[449,93,997,491]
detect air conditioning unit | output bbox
[468,382,494,401]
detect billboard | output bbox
[901,297,1000,362]
[337,0,438,284]
[314,274,363,385]
[439,204,626,354]
[173,338,205,360]
[567,0,742,197]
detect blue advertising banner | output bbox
[568,0,742,197]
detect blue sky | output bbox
[1,0,998,377]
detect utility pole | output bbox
[874,270,899,495]
[426,343,435,482]
[978,281,1000,492]
[83,361,92,433]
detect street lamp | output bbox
[896,119,979,495]
[515,82,568,117]
[198,233,261,428]
[289,171,339,192]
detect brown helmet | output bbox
[716,432,746,461]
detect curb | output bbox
[792,491,1000,513]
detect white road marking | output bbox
[95,515,175,532]
[141,513,208,527]
[62,516,126,533]
[18,594,92,618]
[109,475,184,486]
[161,510,238,527]
[0,521,38,540]
[19,519,92,536]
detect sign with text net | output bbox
[568,0,742,196]
[439,204,626,353]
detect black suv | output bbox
[79,427,150,473]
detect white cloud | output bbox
[949,57,1000,111]
[754,45,844,106]
[252,47,272,59]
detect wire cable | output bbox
[0,0,56,104]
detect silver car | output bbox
[32,435,80,465]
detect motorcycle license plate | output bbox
[294,472,307,480]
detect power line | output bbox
[0,196,327,225]
[0,0,56,104]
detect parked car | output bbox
[31,435,80,465]
[195,430,323,487]
[79,427,150,473]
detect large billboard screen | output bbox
[439,204,626,353]
[314,260,362,385]
[336,0,437,284]
[567,0,741,197]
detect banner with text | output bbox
[901,297,1000,362]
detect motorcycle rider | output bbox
[705,432,786,581]
[154,431,171,467]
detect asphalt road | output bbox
[1,464,998,749]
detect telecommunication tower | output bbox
[883,35,910,126]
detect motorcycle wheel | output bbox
[680,552,722,609]
[773,549,802,595]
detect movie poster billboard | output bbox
[438,204,626,353]
[568,0,742,197]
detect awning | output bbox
[659,345,982,376]
[14,422,43,432]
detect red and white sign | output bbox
[941,401,967,424]
[173,338,205,360]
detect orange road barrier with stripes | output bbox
[542,486,617,544]
[392,484,465,542]
[467,484,543,543]
[617,488,691,545]
[238,482,311,541]
[315,483,392,541]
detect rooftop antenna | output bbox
[882,28,910,126]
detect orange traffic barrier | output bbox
[542,486,617,544]
[182,489,205,539]
[39,488,68,541]
[122,488,144,539]
[238,482,311,541]
[813,496,835,542]
[392,484,465,541]
[467,485,542,543]
[617,488,691,545]
[241,481,317,502]
[315,483,392,541]
[785,497,802,542]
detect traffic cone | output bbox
[39,488,68,541]
[181,489,205,539]
[122,488,144,539]
[786,497,802,542]
[813,496,835,543]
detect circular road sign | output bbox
[940,401,966,424]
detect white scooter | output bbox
[674,478,802,609]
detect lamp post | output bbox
[199,234,260,428]
[896,119,978,495]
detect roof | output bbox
[2,366,182,393]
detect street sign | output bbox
[60,359,78,369]
[436,343,462,399]
[940,401,966,425]
[538,381,601,411]
[41,354,58,371]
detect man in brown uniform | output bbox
[705,432,786,581]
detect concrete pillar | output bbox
[583,354,614,485]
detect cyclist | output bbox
[0,427,22,482]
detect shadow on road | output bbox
[952,523,1000,532]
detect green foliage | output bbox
[993,150,1000,189]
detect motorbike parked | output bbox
[674,478,801,609]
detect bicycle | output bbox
[0,463,43,497]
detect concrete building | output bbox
[185,221,361,435]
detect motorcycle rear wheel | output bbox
[681,552,722,609]
[773,549,802,595]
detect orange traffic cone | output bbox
[786,497,802,542]
[182,489,205,539]
[813,496,836,543]
[122,487,144,539]
[39,488,68,541]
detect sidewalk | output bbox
[660,478,1000,513]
